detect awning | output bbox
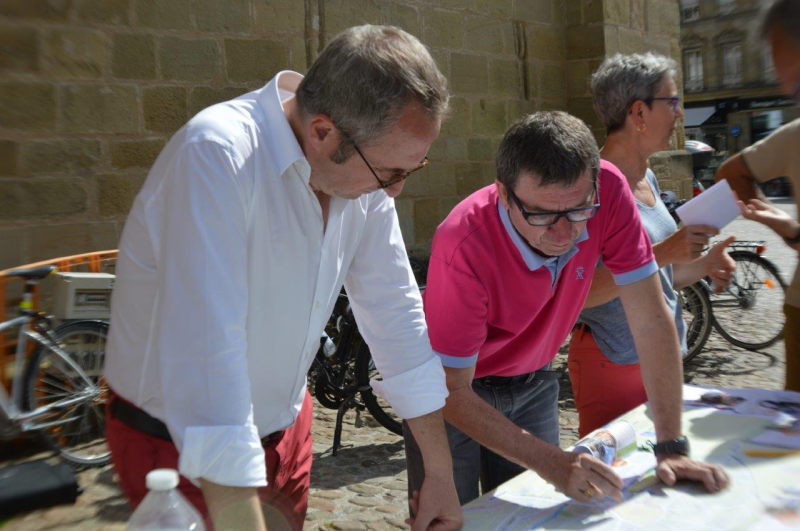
[684,106,716,127]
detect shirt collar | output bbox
[257,70,310,182]
[497,199,589,272]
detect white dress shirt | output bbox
[104,71,448,487]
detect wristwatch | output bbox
[652,436,690,457]
[784,226,800,245]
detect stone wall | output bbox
[0,0,683,269]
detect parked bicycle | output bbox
[308,257,428,451]
[0,265,109,467]
[681,240,787,362]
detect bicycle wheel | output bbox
[355,341,403,436]
[680,283,713,363]
[22,320,110,467]
[710,251,787,350]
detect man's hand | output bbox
[407,473,462,530]
[704,236,736,293]
[658,225,719,264]
[655,455,730,492]
[542,450,624,503]
[737,198,797,238]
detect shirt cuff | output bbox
[612,259,659,286]
[178,424,267,487]
[370,356,448,419]
[436,351,479,368]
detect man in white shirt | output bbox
[104,25,461,530]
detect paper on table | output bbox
[675,178,740,229]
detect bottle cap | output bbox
[146,468,180,490]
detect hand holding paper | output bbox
[675,179,740,230]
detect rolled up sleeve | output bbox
[344,193,448,419]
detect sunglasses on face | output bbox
[507,181,600,227]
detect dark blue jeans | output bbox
[403,371,560,505]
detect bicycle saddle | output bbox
[2,265,57,280]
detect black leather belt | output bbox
[475,367,560,387]
[110,393,284,445]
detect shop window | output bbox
[684,49,704,92]
[722,43,742,87]
[763,46,777,83]
[681,0,700,21]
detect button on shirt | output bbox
[104,71,447,487]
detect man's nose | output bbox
[384,180,406,198]
[549,216,573,239]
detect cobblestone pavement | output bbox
[2,201,796,530]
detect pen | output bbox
[744,449,800,457]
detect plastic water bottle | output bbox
[127,469,206,531]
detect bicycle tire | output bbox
[680,283,713,363]
[355,341,403,436]
[710,251,787,350]
[22,320,111,467]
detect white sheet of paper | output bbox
[675,178,740,229]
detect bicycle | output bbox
[681,241,787,362]
[0,265,110,467]
[308,256,428,452]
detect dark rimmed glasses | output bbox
[349,141,429,190]
[507,181,600,227]
[648,96,682,114]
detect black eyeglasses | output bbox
[349,141,429,190]
[647,96,682,114]
[507,181,600,227]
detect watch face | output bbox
[654,436,690,456]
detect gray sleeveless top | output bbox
[578,169,686,364]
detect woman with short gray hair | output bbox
[568,52,737,436]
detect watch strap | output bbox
[652,435,690,457]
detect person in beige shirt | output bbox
[715,0,800,390]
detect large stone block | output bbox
[603,0,630,26]
[196,0,250,33]
[189,87,248,118]
[61,84,140,133]
[467,137,493,161]
[112,34,156,79]
[422,9,463,49]
[474,0,513,18]
[0,26,39,73]
[413,197,442,244]
[455,161,491,196]
[225,39,289,83]
[401,162,456,199]
[0,227,26,270]
[0,178,87,220]
[566,25,605,60]
[159,37,220,81]
[529,25,565,61]
[566,96,598,130]
[444,137,468,161]
[0,140,18,176]
[0,0,69,21]
[20,138,101,175]
[143,86,187,133]
[0,82,56,130]
[565,60,591,97]
[27,222,120,263]
[514,0,554,25]
[617,26,647,55]
[394,197,414,245]
[253,1,305,35]
[539,63,565,101]
[583,0,604,24]
[135,0,193,30]
[385,3,421,37]
[489,59,520,99]
[45,28,108,78]
[440,96,471,136]
[109,139,164,169]
[450,53,488,95]
[471,99,507,136]
[76,0,129,25]
[464,16,505,55]
[322,0,384,36]
[98,173,147,216]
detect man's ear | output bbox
[307,114,340,154]
[495,180,509,209]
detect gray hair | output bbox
[590,52,677,133]
[296,25,449,162]
[496,111,599,190]
[760,0,800,45]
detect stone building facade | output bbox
[681,0,800,161]
[0,0,684,269]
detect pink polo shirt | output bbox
[424,160,657,378]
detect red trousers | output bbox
[567,325,647,437]
[105,390,313,530]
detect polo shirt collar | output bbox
[257,70,310,182]
[497,199,589,272]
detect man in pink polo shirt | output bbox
[405,111,729,506]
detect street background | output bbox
[2,201,797,530]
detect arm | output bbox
[672,236,736,291]
[618,273,729,491]
[442,365,623,502]
[737,199,800,250]
[714,153,764,203]
[200,481,265,530]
